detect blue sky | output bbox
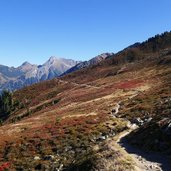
[0,0,171,67]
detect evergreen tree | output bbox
[0,90,13,116]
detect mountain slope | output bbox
[0,31,170,170]
[62,53,114,75]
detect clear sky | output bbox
[0,0,171,67]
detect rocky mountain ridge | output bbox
[0,53,112,92]
[0,57,79,92]
[63,52,114,75]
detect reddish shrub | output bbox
[0,162,11,171]
[115,79,143,89]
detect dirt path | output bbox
[116,130,171,171]
[111,94,170,171]
[59,79,100,89]
[61,112,97,119]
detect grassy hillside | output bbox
[0,32,170,170]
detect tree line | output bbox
[0,90,13,122]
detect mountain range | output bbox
[0,57,79,92]
[0,53,112,92]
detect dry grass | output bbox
[0,56,168,170]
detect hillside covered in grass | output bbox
[0,31,170,170]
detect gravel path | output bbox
[117,130,171,171]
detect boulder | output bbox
[34,156,40,160]
[44,155,55,161]
[133,117,144,126]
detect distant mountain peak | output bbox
[21,61,32,66]
[19,61,36,73]
[48,56,57,61]
[91,53,114,61]
[45,56,63,66]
